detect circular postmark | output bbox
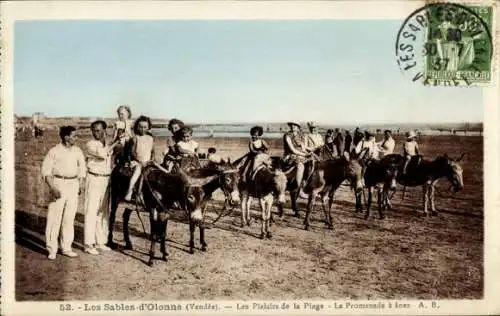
[395,2,494,86]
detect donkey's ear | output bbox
[344,151,351,161]
[456,152,467,162]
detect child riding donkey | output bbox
[124,116,155,202]
[241,126,270,184]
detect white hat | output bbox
[406,130,417,139]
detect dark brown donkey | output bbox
[377,153,465,216]
[357,155,400,220]
[108,161,240,266]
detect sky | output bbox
[14,20,483,124]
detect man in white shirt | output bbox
[354,130,378,160]
[41,126,87,260]
[84,121,120,255]
[378,130,395,158]
[306,122,324,152]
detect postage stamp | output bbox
[1,1,500,316]
[395,1,497,86]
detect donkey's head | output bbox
[436,153,465,192]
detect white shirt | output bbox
[306,133,324,150]
[41,143,86,178]
[133,135,154,163]
[86,139,114,175]
[378,137,395,158]
[208,153,222,164]
[355,138,378,159]
[177,140,199,155]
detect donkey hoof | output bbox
[379,215,385,220]
[304,225,310,231]
[431,211,438,217]
[161,256,168,262]
[201,245,207,252]
[106,241,118,250]
[147,260,154,267]
[240,223,245,228]
[364,214,369,220]
[266,232,272,239]
[124,243,133,250]
[294,212,300,218]
[189,249,195,255]
[260,233,265,240]
[328,224,333,230]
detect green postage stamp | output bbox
[423,2,495,86]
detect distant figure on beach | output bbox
[242,125,269,183]
[124,116,155,202]
[41,126,86,260]
[344,130,352,154]
[207,147,223,164]
[333,128,345,156]
[305,122,324,152]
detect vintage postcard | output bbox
[1,1,499,315]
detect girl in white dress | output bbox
[124,116,155,202]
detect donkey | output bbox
[238,155,288,239]
[107,161,240,266]
[381,153,465,216]
[357,155,400,220]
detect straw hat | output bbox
[287,122,301,129]
[406,130,417,139]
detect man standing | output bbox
[344,130,352,155]
[84,121,120,255]
[333,128,345,157]
[41,126,86,260]
[378,129,395,158]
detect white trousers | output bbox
[45,178,79,253]
[84,174,110,247]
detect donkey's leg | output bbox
[355,190,363,213]
[377,186,385,219]
[422,182,429,217]
[259,198,266,239]
[290,190,300,218]
[123,207,133,250]
[303,191,317,231]
[364,187,372,220]
[321,194,330,228]
[430,183,437,216]
[106,194,119,249]
[200,224,207,251]
[148,213,157,267]
[246,196,252,226]
[240,192,248,227]
[189,221,196,254]
[265,195,273,239]
[159,214,169,261]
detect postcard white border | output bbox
[1,1,499,315]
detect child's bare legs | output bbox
[125,163,142,201]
